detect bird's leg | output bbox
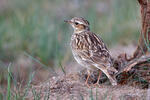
[93,70,102,87]
[85,70,90,87]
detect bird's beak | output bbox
[64,20,72,24]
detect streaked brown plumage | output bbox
[65,17,118,86]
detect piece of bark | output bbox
[116,54,150,75]
[133,0,150,58]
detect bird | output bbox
[64,17,118,86]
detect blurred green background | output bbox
[0,0,141,90]
[0,0,140,66]
[0,0,142,98]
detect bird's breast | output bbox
[70,33,89,50]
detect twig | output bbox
[116,54,150,75]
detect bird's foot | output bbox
[84,82,91,88]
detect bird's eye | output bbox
[75,22,79,25]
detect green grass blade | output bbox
[7,63,12,100]
[79,92,84,100]
[96,88,98,100]
[89,89,94,100]
[24,51,48,68]
[58,61,66,75]
[24,51,57,75]
[22,72,35,100]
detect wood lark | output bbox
[65,17,118,86]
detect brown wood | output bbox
[115,0,150,74]
[133,0,150,58]
[116,54,150,75]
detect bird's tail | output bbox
[107,67,118,75]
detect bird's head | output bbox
[65,17,90,33]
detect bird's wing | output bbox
[72,31,112,67]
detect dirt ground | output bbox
[24,44,150,100]
[27,72,149,100]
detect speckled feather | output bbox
[71,31,112,69]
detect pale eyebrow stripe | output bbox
[76,20,84,24]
